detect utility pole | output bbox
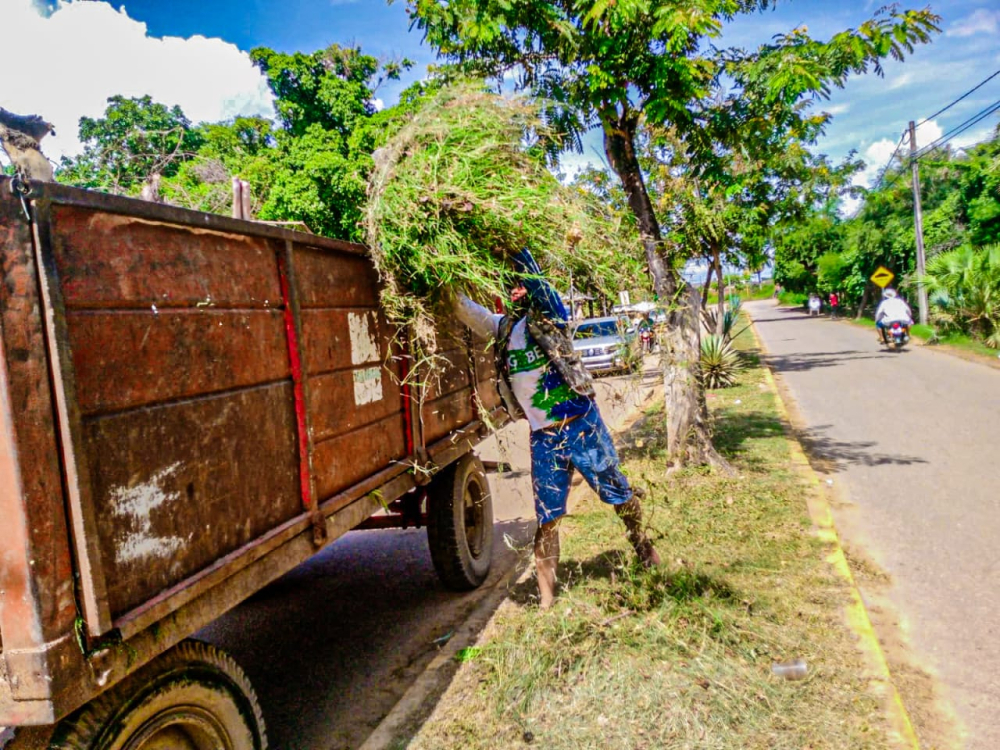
[908,120,929,325]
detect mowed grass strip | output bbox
[409,331,892,750]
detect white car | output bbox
[572,317,638,374]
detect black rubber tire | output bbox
[49,640,266,750]
[426,453,494,590]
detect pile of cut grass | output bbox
[405,327,899,749]
[365,81,642,350]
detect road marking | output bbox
[747,310,921,750]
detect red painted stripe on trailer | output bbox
[278,256,313,511]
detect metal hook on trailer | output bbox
[9,172,32,222]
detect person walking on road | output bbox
[452,248,660,609]
[874,288,913,344]
[829,291,840,319]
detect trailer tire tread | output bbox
[50,640,266,750]
[426,453,493,591]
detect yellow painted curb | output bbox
[746,315,921,750]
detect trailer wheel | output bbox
[50,640,266,750]
[427,453,493,590]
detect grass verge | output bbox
[406,329,898,750]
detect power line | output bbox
[917,67,1000,127]
[916,99,1000,160]
[868,130,907,193]
[848,67,1000,216]
[860,107,1000,206]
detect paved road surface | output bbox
[747,300,1000,750]
[197,361,659,750]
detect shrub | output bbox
[700,334,744,388]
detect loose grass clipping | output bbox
[365,82,635,351]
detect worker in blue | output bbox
[453,248,660,609]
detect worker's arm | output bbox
[453,294,502,340]
[511,248,568,325]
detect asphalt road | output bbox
[198,360,659,750]
[747,300,1000,750]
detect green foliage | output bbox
[700,333,743,389]
[816,251,850,293]
[407,0,938,305]
[57,95,203,194]
[365,82,643,345]
[57,44,424,243]
[773,130,1000,313]
[922,244,1000,346]
[249,44,409,137]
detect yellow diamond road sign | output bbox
[870,266,895,288]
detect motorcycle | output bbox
[639,327,655,353]
[881,321,910,350]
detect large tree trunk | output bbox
[602,108,729,470]
[713,244,725,337]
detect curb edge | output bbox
[746,310,921,750]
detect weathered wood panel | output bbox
[0,193,77,644]
[293,246,380,309]
[83,383,300,619]
[301,308,391,376]
[50,205,282,309]
[422,388,475,444]
[312,415,407,505]
[67,309,289,414]
[419,347,471,402]
[302,308,393,375]
[472,336,502,410]
[308,367,403,443]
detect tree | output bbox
[245,43,415,240]
[58,95,203,194]
[773,129,1000,319]
[406,0,939,467]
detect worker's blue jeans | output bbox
[529,405,631,525]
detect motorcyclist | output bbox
[874,288,913,343]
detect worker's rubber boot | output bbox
[615,493,661,569]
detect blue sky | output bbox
[8,0,1000,189]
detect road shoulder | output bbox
[381,324,923,750]
[747,300,964,750]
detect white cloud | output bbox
[946,9,1000,37]
[888,71,915,90]
[824,103,851,116]
[841,119,948,216]
[2,0,274,162]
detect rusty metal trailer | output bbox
[0,177,505,748]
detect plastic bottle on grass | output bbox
[771,658,808,680]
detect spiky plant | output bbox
[700,334,743,389]
[700,294,744,343]
[922,244,1000,346]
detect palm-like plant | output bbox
[700,294,744,342]
[922,244,1000,347]
[700,334,744,388]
